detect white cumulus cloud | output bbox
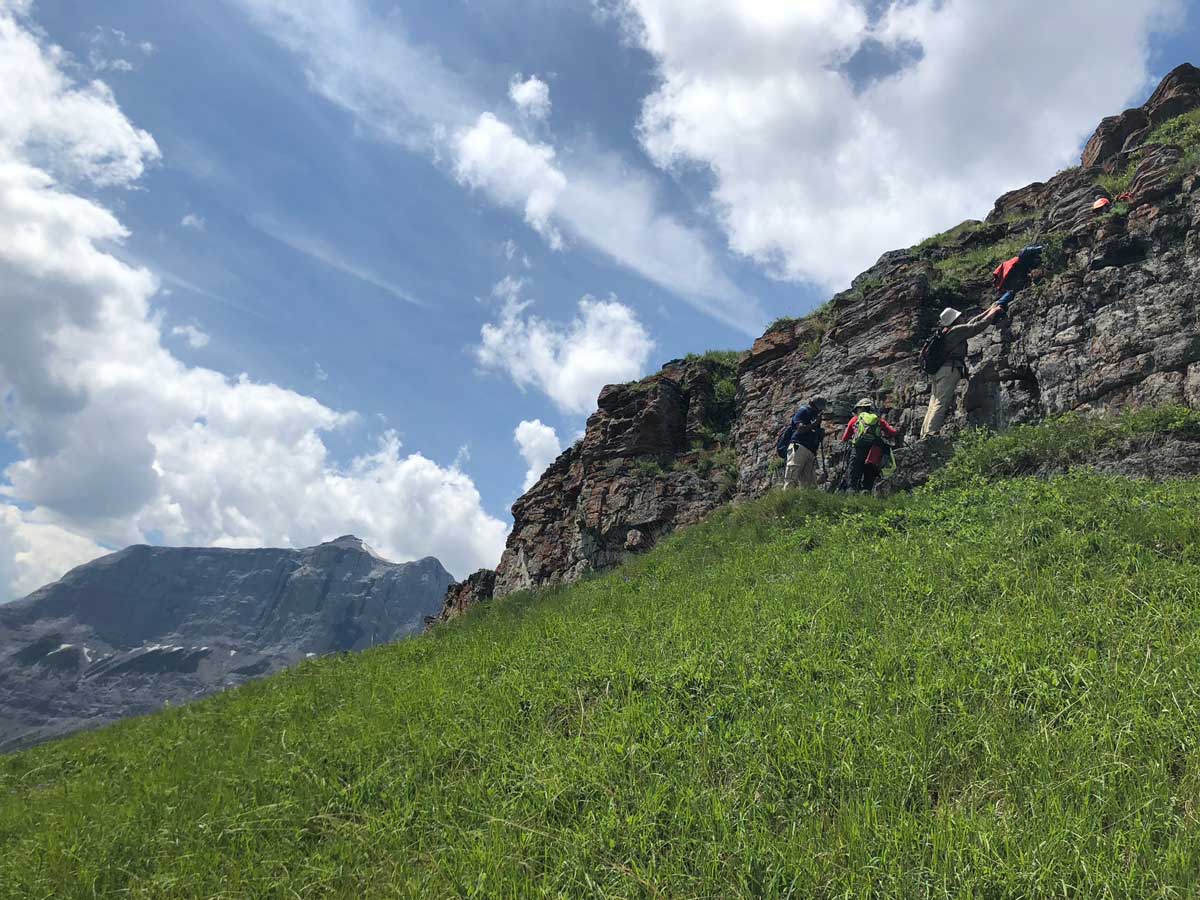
[620,0,1183,288]
[170,324,210,348]
[514,420,562,491]
[509,74,551,121]
[180,212,205,230]
[0,10,159,186]
[0,4,507,598]
[455,113,566,249]
[477,283,655,414]
[0,505,108,600]
[453,113,760,332]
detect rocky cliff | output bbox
[0,536,451,751]
[439,63,1200,619]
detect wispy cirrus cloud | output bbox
[253,216,424,306]
[233,0,763,333]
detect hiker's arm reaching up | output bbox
[839,418,857,442]
[948,306,1003,342]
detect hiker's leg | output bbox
[861,464,881,493]
[921,365,961,437]
[783,445,801,489]
[848,446,866,491]
[796,446,817,489]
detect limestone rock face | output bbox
[0,538,451,752]
[448,64,1200,618]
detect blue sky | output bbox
[19,0,795,506]
[0,0,1196,597]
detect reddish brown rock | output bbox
[492,355,739,599]
[1082,107,1149,171]
[437,569,497,623]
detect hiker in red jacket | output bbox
[840,399,898,493]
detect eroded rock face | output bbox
[450,64,1200,618]
[437,569,497,622]
[0,537,451,752]
[483,359,738,602]
[1082,64,1200,171]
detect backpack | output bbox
[775,423,796,459]
[918,328,948,374]
[853,412,882,447]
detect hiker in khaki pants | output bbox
[783,397,827,489]
[921,305,1004,437]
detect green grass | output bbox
[932,232,1034,290]
[1097,166,1136,197]
[1147,106,1200,153]
[931,230,1068,294]
[682,350,742,369]
[931,405,1200,491]
[766,316,799,333]
[1097,106,1200,197]
[4,417,1200,897]
[914,219,990,252]
[1151,108,1200,183]
[1099,201,1133,222]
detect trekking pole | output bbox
[833,447,850,493]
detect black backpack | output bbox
[918,328,948,375]
[775,423,796,459]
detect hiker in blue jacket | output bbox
[784,397,827,489]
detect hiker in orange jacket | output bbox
[840,399,898,493]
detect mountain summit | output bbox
[0,539,452,752]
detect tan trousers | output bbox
[784,444,817,489]
[921,363,963,437]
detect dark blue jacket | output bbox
[789,405,824,453]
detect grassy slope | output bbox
[4,421,1200,898]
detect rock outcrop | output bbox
[437,569,496,622]
[439,63,1200,619]
[0,537,451,752]
[489,357,739,600]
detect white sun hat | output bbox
[939,307,962,327]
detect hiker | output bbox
[780,396,827,489]
[990,244,1043,320]
[919,305,1004,437]
[840,398,898,493]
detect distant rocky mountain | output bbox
[0,536,451,752]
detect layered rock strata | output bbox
[439,63,1200,618]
